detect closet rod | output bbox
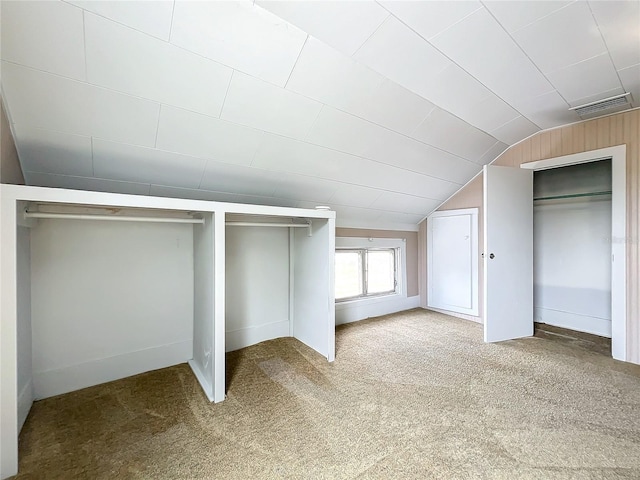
[225,222,309,228]
[24,211,205,224]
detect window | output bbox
[335,248,397,301]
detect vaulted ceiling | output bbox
[1,1,638,229]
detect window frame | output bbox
[335,247,398,301]
[334,237,406,305]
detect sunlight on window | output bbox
[335,251,363,300]
[367,250,395,294]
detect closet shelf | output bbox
[533,191,612,202]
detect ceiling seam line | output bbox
[218,70,235,119]
[381,7,541,133]
[350,11,391,58]
[168,0,177,43]
[585,1,627,97]
[284,34,309,90]
[153,104,162,148]
[479,0,573,109]
[2,59,491,166]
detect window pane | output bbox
[335,251,363,299]
[367,250,395,294]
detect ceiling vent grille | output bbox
[569,92,631,117]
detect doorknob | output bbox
[489,253,495,259]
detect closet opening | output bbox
[521,144,626,360]
[533,160,612,354]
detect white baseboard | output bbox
[33,340,193,399]
[188,360,214,402]
[18,379,33,432]
[535,307,611,338]
[427,307,483,324]
[225,320,289,352]
[336,295,420,325]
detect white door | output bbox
[483,165,533,342]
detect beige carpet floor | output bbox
[14,309,640,479]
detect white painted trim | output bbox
[17,379,33,433]
[32,340,192,400]
[426,307,482,324]
[534,308,611,338]
[327,218,336,362]
[336,219,419,232]
[188,360,214,403]
[521,145,627,361]
[289,229,295,338]
[213,212,226,403]
[426,208,479,316]
[336,295,420,325]
[225,321,290,352]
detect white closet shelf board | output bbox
[0,184,335,480]
[520,145,626,362]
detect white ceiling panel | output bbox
[512,1,608,73]
[295,201,384,228]
[328,185,382,209]
[618,64,640,108]
[306,107,396,157]
[199,162,277,197]
[477,141,509,166]
[252,133,347,179]
[286,38,433,134]
[460,92,523,134]
[510,90,579,129]
[271,173,339,203]
[1,0,86,80]
[590,0,640,71]
[354,16,451,97]
[156,106,265,166]
[2,62,160,146]
[170,1,307,87]
[375,210,426,228]
[490,115,540,146]
[369,191,441,216]
[25,171,151,195]
[92,139,207,189]
[256,1,389,56]
[68,0,174,40]
[546,53,622,104]
[221,71,322,139]
[362,133,480,186]
[286,37,383,107]
[149,185,297,208]
[412,108,498,161]
[350,79,436,136]
[430,8,554,103]
[483,1,574,34]
[379,1,482,40]
[85,13,233,118]
[13,125,93,176]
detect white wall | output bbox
[30,219,194,398]
[225,226,290,351]
[534,198,612,336]
[16,225,31,430]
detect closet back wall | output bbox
[30,219,194,398]
[225,226,289,352]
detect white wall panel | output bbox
[225,226,290,350]
[30,219,194,398]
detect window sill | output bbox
[335,292,404,309]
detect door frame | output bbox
[520,145,627,362]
